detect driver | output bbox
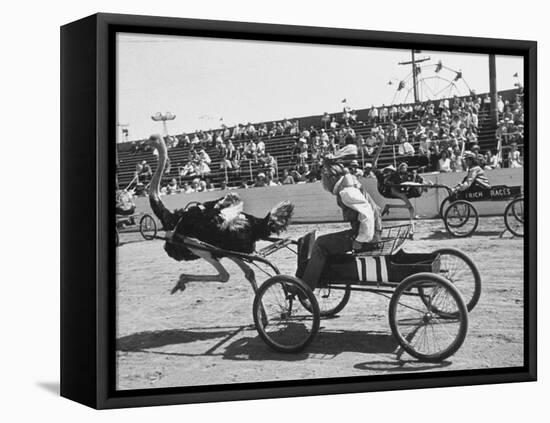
[454,151,491,193]
[116,189,136,216]
[299,157,382,291]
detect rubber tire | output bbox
[389,273,468,362]
[139,214,157,240]
[504,198,524,237]
[439,197,450,220]
[429,248,481,312]
[253,275,320,353]
[444,200,479,237]
[300,284,351,317]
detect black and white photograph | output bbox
[114,31,527,391]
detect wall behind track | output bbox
[132,168,524,223]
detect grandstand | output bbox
[115,89,522,191]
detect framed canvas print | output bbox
[60,13,537,409]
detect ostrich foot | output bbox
[171,276,188,295]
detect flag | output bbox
[513,72,518,77]
[341,98,347,103]
[435,60,443,73]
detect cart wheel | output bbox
[430,248,481,312]
[299,284,351,317]
[253,275,320,353]
[389,273,468,362]
[139,214,157,240]
[438,197,450,219]
[504,197,524,237]
[444,200,478,237]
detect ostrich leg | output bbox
[171,254,230,294]
[229,257,268,327]
[229,257,259,293]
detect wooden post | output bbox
[489,54,498,127]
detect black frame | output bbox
[60,12,537,409]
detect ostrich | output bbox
[146,134,294,294]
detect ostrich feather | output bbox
[267,201,294,234]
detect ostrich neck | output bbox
[149,139,168,202]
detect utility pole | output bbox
[398,50,430,102]
[488,54,498,127]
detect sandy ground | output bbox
[116,217,524,390]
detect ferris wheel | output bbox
[388,52,474,105]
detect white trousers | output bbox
[339,187,375,243]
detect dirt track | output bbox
[116,217,524,390]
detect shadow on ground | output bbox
[419,229,503,240]
[117,326,402,363]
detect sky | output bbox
[116,33,523,142]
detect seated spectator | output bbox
[508,143,522,168]
[198,148,211,165]
[204,177,216,191]
[438,150,452,173]
[379,105,389,123]
[246,122,256,138]
[256,138,266,157]
[283,118,293,133]
[258,123,268,137]
[239,178,249,189]
[136,160,152,184]
[179,161,197,177]
[244,139,258,162]
[398,140,415,156]
[396,123,408,143]
[412,122,426,142]
[268,122,277,138]
[253,172,268,188]
[196,159,211,177]
[368,106,379,124]
[191,178,207,192]
[349,160,364,177]
[484,150,500,170]
[329,117,339,131]
[266,174,280,186]
[181,182,195,194]
[166,178,179,195]
[263,152,277,178]
[281,169,295,185]
[450,147,465,172]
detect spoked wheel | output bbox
[139,214,157,240]
[389,273,468,362]
[438,195,451,219]
[444,200,479,237]
[430,248,481,312]
[299,284,351,317]
[504,197,524,237]
[253,275,320,353]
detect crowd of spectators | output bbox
[123,90,524,195]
